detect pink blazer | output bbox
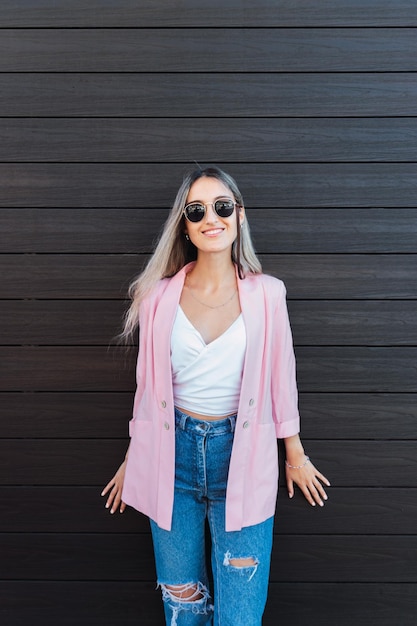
[122,263,300,531]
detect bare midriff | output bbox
[176,406,237,421]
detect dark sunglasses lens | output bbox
[185,204,205,222]
[215,199,235,217]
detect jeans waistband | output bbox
[174,407,237,435]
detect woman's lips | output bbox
[202,228,224,237]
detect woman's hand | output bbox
[101,460,127,514]
[286,457,330,507]
[284,434,330,507]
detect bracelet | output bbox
[285,456,310,470]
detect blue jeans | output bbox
[150,408,274,626]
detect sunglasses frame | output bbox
[183,197,238,223]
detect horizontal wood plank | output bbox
[1,1,417,27]
[0,440,415,487]
[0,300,127,345]
[2,254,416,299]
[289,300,417,346]
[2,392,415,440]
[2,208,417,254]
[260,255,417,299]
[1,300,416,347]
[250,208,417,254]
[2,73,417,117]
[1,163,416,208]
[296,347,417,392]
[0,534,415,582]
[264,582,417,626]
[0,392,133,437]
[0,582,415,626]
[1,345,417,392]
[0,346,137,392]
[3,118,417,162]
[0,487,415,535]
[298,393,417,440]
[1,29,416,72]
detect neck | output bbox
[188,254,236,288]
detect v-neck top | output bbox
[170,305,246,416]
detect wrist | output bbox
[285,456,310,470]
[283,434,305,462]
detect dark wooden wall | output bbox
[1,2,416,624]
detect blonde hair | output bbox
[121,166,262,342]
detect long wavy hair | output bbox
[121,166,262,342]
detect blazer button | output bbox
[161,400,167,408]
[249,398,255,406]
[243,421,250,429]
[164,422,170,430]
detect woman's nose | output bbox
[204,203,219,222]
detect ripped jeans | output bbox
[150,407,274,626]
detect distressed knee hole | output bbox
[163,583,205,602]
[159,582,213,626]
[228,557,257,568]
[223,551,260,581]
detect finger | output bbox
[101,480,114,497]
[309,481,327,507]
[314,479,328,502]
[286,476,294,498]
[105,483,119,510]
[299,483,317,507]
[120,501,126,513]
[110,487,122,514]
[109,494,119,514]
[314,469,331,487]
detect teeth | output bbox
[204,229,223,235]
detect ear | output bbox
[238,205,245,226]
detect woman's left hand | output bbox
[286,458,330,507]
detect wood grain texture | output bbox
[298,393,417,440]
[0,582,415,626]
[2,345,417,391]
[1,163,416,208]
[2,73,417,117]
[2,254,416,299]
[0,300,128,345]
[3,118,417,162]
[0,346,136,392]
[0,392,134,437]
[1,299,416,347]
[2,208,417,254]
[296,347,417,392]
[1,487,415,535]
[289,300,417,346]
[2,392,415,440]
[1,1,417,27]
[0,440,415,487]
[264,582,417,626]
[0,533,415,582]
[1,29,416,72]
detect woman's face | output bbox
[184,177,244,256]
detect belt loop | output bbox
[228,416,236,433]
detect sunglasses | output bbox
[183,198,237,223]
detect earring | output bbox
[185,233,190,240]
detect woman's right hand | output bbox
[101,460,127,514]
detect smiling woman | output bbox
[102,166,330,625]
[184,183,241,258]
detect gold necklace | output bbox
[186,279,237,310]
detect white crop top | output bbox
[171,306,246,416]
